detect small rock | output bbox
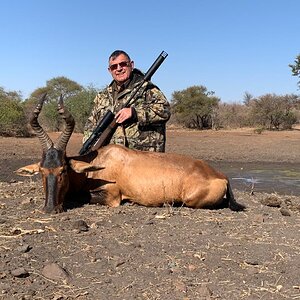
[72,220,89,232]
[280,208,291,216]
[245,259,260,266]
[41,263,71,283]
[92,220,106,228]
[261,196,282,207]
[104,278,112,284]
[21,198,33,206]
[17,244,32,253]
[252,214,264,223]
[292,204,300,212]
[53,295,65,300]
[246,266,259,275]
[132,241,142,248]
[145,219,154,225]
[284,198,292,206]
[1,287,9,294]
[11,228,22,235]
[114,260,126,268]
[11,267,29,278]
[276,285,283,292]
[196,285,213,297]
[188,264,197,272]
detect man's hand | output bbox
[115,108,133,124]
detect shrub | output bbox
[0,98,29,136]
[216,102,252,129]
[249,94,298,130]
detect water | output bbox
[210,161,300,196]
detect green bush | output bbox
[171,85,219,129]
[65,86,98,132]
[0,98,29,136]
[249,94,298,130]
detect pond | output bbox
[211,161,300,196]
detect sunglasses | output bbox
[109,61,131,71]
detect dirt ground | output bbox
[0,128,300,300]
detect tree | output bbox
[26,77,84,131]
[65,85,98,132]
[250,94,298,130]
[243,91,254,106]
[171,85,220,129]
[216,102,252,129]
[289,54,300,88]
[0,87,28,136]
[30,76,83,101]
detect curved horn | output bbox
[54,95,75,151]
[30,93,53,152]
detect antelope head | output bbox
[16,94,100,213]
[16,94,74,212]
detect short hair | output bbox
[109,50,131,62]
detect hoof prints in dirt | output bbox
[1,180,300,299]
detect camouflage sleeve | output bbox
[83,92,111,143]
[133,85,171,126]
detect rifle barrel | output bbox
[144,51,168,81]
[123,51,168,108]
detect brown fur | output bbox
[69,144,245,211]
[17,144,245,213]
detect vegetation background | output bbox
[1,54,300,136]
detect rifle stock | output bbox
[79,110,115,155]
[89,118,118,151]
[79,51,168,155]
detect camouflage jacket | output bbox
[83,69,171,152]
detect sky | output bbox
[0,0,299,103]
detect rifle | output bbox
[79,51,168,155]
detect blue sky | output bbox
[0,0,299,103]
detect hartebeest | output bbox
[16,94,245,213]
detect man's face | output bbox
[108,54,134,85]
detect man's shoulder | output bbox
[94,86,112,103]
[95,86,111,96]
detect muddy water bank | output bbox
[211,161,300,196]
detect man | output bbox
[83,50,171,152]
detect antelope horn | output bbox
[54,94,75,151]
[30,93,53,152]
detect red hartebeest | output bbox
[16,94,245,213]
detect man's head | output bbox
[108,50,134,85]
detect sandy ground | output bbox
[0,127,300,299]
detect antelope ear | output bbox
[68,159,104,173]
[15,163,40,176]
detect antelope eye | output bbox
[58,167,65,175]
